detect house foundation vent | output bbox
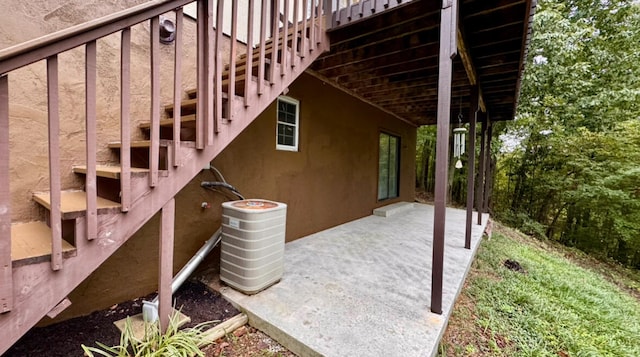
[220,199,287,294]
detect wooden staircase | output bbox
[0,0,331,353]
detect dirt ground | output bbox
[5,280,295,356]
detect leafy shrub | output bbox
[82,313,214,357]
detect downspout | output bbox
[142,228,222,322]
[142,168,244,323]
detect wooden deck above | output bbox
[312,0,536,125]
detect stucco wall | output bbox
[2,1,416,323]
[213,73,416,241]
[2,0,204,222]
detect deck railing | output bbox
[0,0,331,314]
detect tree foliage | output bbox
[494,0,640,267]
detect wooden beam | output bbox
[465,86,478,249]
[456,29,486,112]
[149,17,160,188]
[0,75,12,313]
[159,198,175,333]
[431,0,457,315]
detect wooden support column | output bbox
[483,120,493,213]
[158,198,175,333]
[431,0,458,315]
[0,75,12,313]
[476,113,487,225]
[464,86,478,249]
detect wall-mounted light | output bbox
[159,16,176,44]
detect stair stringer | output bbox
[0,38,329,355]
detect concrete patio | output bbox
[216,203,489,357]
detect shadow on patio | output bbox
[208,203,489,357]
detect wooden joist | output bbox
[11,222,76,267]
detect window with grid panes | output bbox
[276,96,299,151]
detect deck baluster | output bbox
[47,55,63,271]
[0,75,12,312]
[215,0,224,131]
[173,9,183,167]
[229,0,238,116]
[292,0,299,65]
[149,17,160,187]
[270,0,280,83]
[85,41,98,239]
[244,0,255,107]
[120,28,132,211]
[258,0,268,93]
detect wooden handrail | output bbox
[0,0,193,75]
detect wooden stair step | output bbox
[11,221,76,267]
[72,165,151,179]
[33,191,121,219]
[138,114,196,129]
[108,140,169,149]
[182,75,254,102]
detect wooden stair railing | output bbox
[0,0,331,353]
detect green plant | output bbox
[81,313,215,357]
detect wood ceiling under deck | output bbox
[311,0,535,126]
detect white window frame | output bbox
[276,96,300,152]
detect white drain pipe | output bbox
[142,228,223,322]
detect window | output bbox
[378,132,400,200]
[276,96,299,151]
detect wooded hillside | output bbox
[417,0,640,267]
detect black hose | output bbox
[201,181,245,200]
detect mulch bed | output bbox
[5,280,239,357]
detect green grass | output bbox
[440,226,640,356]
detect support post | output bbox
[431,0,458,315]
[464,86,478,249]
[483,119,493,213]
[158,198,175,333]
[476,113,487,225]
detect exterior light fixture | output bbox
[159,16,176,44]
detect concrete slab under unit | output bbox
[218,203,489,357]
[373,201,415,217]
